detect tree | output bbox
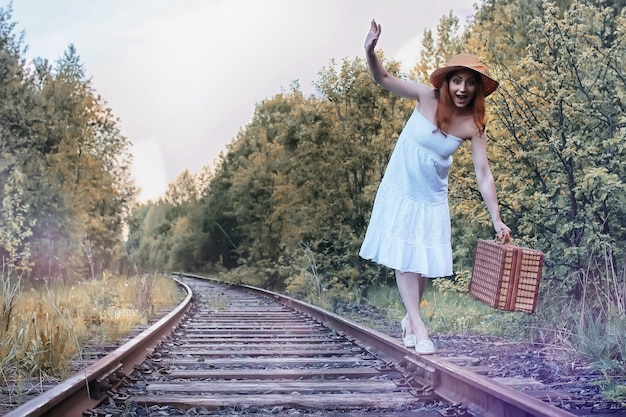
[0,7,135,281]
[0,4,47,274]
[164,169,200,206]
[30,45,135,279]
[459,1,626,287]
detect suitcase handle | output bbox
[495,231,511,244]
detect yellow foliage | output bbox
[0,273,182,380]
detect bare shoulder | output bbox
[470,129,488,147]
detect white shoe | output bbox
[415,338,436,355]
[400,315,415,348]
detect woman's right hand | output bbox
[364,19,381,52]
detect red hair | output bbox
[434,70,486,137]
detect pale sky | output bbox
[9,0,477,202]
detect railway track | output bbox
[5,274,586,416]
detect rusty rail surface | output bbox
[7,273,577,417]
[4,278,193,417]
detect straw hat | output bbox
[430,53,499,97]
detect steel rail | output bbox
[181,274,576,417]
[5,277,193,417]
[9,273,578,417]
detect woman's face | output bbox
[447,70,478,108]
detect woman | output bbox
[359,19,510,354]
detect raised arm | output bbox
[470,133,511,239]
[365,19,431,100]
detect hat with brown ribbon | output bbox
[430,53,499,97]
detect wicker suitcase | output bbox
[469,237,544,313]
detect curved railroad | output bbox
[4,274,595,416]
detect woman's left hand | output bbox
[493,220,511,241]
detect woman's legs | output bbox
[395,270,429,341]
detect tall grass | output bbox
[529,246,626,403]
[0,272,182,383]
[364,276,530,341]
[530,249,625,360]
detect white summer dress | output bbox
[359,107,464,277]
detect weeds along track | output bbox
[6,274,580,417]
